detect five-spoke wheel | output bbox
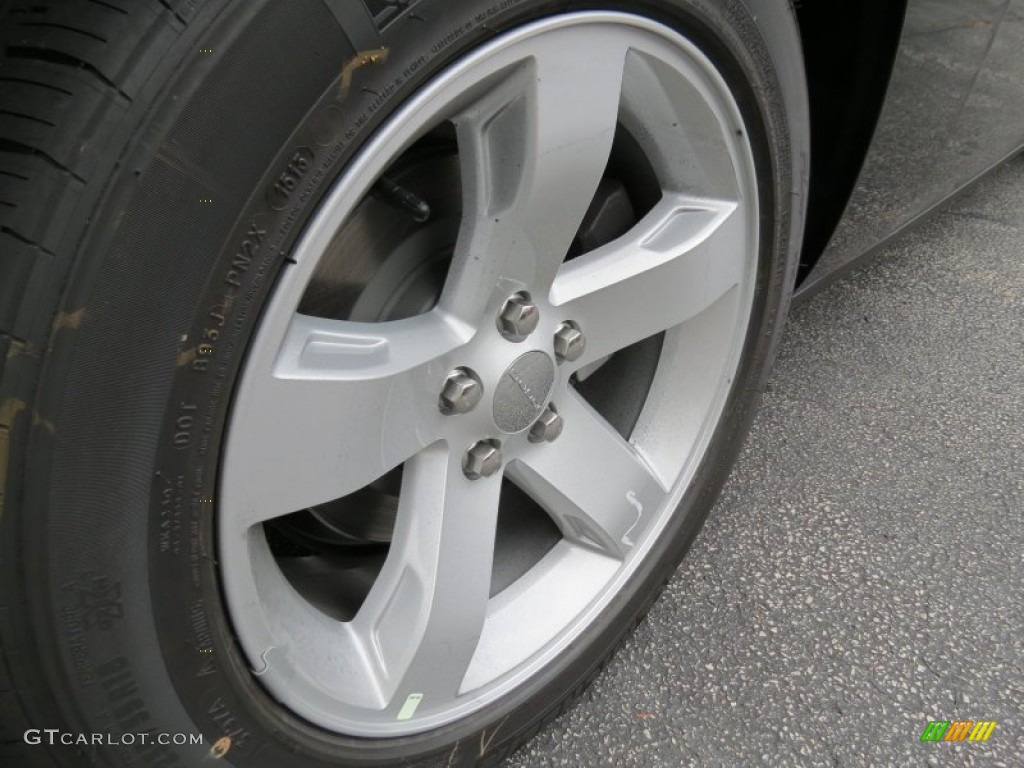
[220,13,760,736]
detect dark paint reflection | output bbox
[804,0,1024,290]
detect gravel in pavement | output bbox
[507,155,1024,767]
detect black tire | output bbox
[0,1,808,766]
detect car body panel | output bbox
[799,0,1024,297]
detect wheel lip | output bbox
[218,11,761,737]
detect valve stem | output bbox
[374,174,431,223]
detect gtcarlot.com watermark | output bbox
[24,729,203,747]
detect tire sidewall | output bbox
[23,1,802,766]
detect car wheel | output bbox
[0,1,806,766]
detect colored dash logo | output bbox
[921,720,996,742]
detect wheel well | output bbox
[794,0,908,282]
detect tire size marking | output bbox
[207,697,252,751]
[96,656,182,767]
[156,471,185,556]
[224,224,268,289]
[172,402,197,449]
[268,148,314,211]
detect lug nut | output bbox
[463,440,503,480]
[529,405,563,443]
[439,368,483,415]
[554,321,585,363]
[497,292,540,341]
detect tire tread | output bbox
[0,1,208,764]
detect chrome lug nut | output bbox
[463,440,503,480]
[439,368,483,415]
[554,321,585,363]
[529,405,563,444]
[497,292,540,341]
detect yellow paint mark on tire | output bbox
[6,339,39,361]
[210,736,231,758]
[31,410,55,434]
[340,47,390,94]
[0,398,27,520]
[51,308,86,332]
[177,346,197,368]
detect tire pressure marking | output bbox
[397,692,423,721]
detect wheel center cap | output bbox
[493,351,555,433]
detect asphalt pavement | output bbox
[507,155,1024,767]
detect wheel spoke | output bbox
[551,193,746,367]
[221,311,469,529]
[352,443,503,711]
[218,15,762,736]
[508,392,667,558]
[441,29,631,324]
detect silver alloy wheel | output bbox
[220,12,759,737]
